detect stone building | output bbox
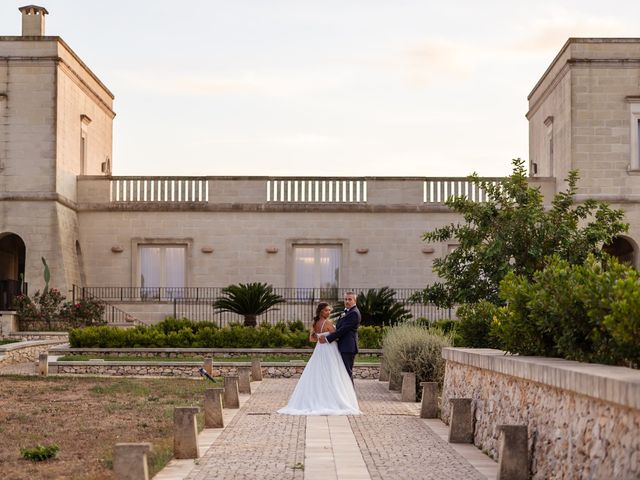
[0,7,638,321]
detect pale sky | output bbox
[1,1,639,177]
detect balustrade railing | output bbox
[95,176,507,205]
[110,177,209,203]
[266,178,367,203]
[423,177,502,203]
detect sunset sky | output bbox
[1,1,639,177]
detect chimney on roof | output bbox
[19,5,49,36]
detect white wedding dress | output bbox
[278,329,361,416]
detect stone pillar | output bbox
[448,398,474,443]
[204,388,224,428]
[401,372,416,402]
[203,357,213,376]
[113,443,152,480]
[389,371,402,391]
[420,382,438,418]
[223,376,240,408]
[251,358,263,381]
[38,352,48,376]
[237,366,252,394]
[378,356,389,382]
[173,407,200,459]
[497,425,529,480]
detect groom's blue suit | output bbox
[326,305,360,380]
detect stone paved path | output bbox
[351,381,486,480]
[181,379,495,480]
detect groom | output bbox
[320,291,360,381]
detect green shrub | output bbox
[358,326,385,348]
[456,301,501,348]
[382,323,452,393]
[495,255,640,367]
[69,317,386,350]
[21,443,59,461]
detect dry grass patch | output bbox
[0,375,219,479]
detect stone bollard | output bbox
[378,356,389,382]
[420,382,438,418]
[497,425,529,480]
[203,357,213,376]
[448,398,474,443]
[173,407,200,459]
[388,372,402,391]
[251,358,263,381]
[237,366,252,394]
[223,375,240,408]
[401,372,416,402]
[38,352,48,376]
[204,388,225,428]
[113,443,152,480]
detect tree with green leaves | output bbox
[332,287,412,326]
[417,159,628,308]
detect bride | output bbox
[277,302,361,415]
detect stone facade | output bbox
[528,38,640,263]
[441,348,640,480]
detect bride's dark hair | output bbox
[313,302,330,324]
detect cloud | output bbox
[402,39,477,86]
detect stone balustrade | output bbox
[441,348,640,479]
[49,361,380,379]
[77,176,557,210]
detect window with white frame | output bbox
[628,98,640,171]
[292,245,341,290]
[139,245,186,294]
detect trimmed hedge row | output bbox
[69,318,385,349]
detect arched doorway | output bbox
[603,235,637,268]
[0,233,27,310]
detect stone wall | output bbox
[0,339,67,367]
[50,347,381,358]
[441,348,640,480]
[10,332,69,341]
[50,361,379,379]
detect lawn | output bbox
[0,375,220,479]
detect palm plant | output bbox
[332,287,412,326]
[213,282,286,327]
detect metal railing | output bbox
[79,286,454,327]
[72,285,140,325]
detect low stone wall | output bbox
[9,332,69,342]
[441,348,640,480]
[50,347,382,358]
[0,340,68,367]
[50,361,380,379]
